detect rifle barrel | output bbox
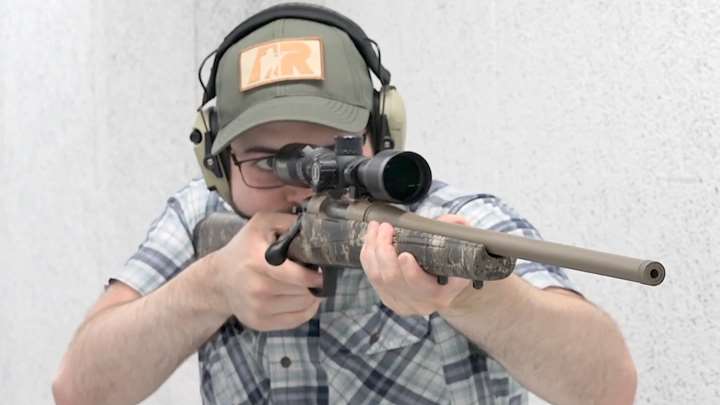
[337,199,665,286]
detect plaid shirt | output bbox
[113,178,577,405]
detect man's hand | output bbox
[359,214,473,316]
[209,212,323,331]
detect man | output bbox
[53,4,637,405]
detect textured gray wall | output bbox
[2,1,718,404]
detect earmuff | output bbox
[190,3,407,206]
[372,86,406,151]
[190,107,232,203]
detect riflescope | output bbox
[272,135,432,204]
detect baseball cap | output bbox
[210,18,374,155]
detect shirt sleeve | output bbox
[109,179,213,296]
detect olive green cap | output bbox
[211,18,373,155]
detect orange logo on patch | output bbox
[239,37,324,91]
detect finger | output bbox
[397,253,471,314]
[399,252,470,295]
[266,294,321,315]
[262,259,324,288]
[254,275,318,296]
[263,299,321,331]
[398,252,440,293]
[364,221,378,252]
[361,222,396,303]
[361,221,381,282]
[243,272,318,303]
[376,223,402,285]
[435,214,470,226]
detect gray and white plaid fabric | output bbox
[112,178,578,405]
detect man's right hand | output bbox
[208,212,324,331]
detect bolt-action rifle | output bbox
[193,136,665,296]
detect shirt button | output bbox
[281,356,292,368]
[369,332,379,345]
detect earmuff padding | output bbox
[192,108,233,204]
[380,87,406,150]
[370,86,406,152]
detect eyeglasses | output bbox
[229,152,285,189]
[228,138,360,189]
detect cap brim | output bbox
[211,96,370,155]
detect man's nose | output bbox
[285,185,313,204]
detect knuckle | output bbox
[376,243,390,258]
[380,245,398,263]
[382,270,399,285]
[366,268,381,283]
[381,265,400,282]
[248,281,271,300]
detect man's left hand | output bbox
[359,215,473,316]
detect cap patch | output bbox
[239,37,324,91]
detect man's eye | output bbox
[254,157,274,171]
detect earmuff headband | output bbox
[202,3,391,105]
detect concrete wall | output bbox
[2,1,718,403]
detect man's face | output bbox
[228,121,372,217]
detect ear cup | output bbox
[191,108,233,204]
[370,86,406,151]
[378,86,406,151]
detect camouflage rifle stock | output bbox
[193,193,665,296]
